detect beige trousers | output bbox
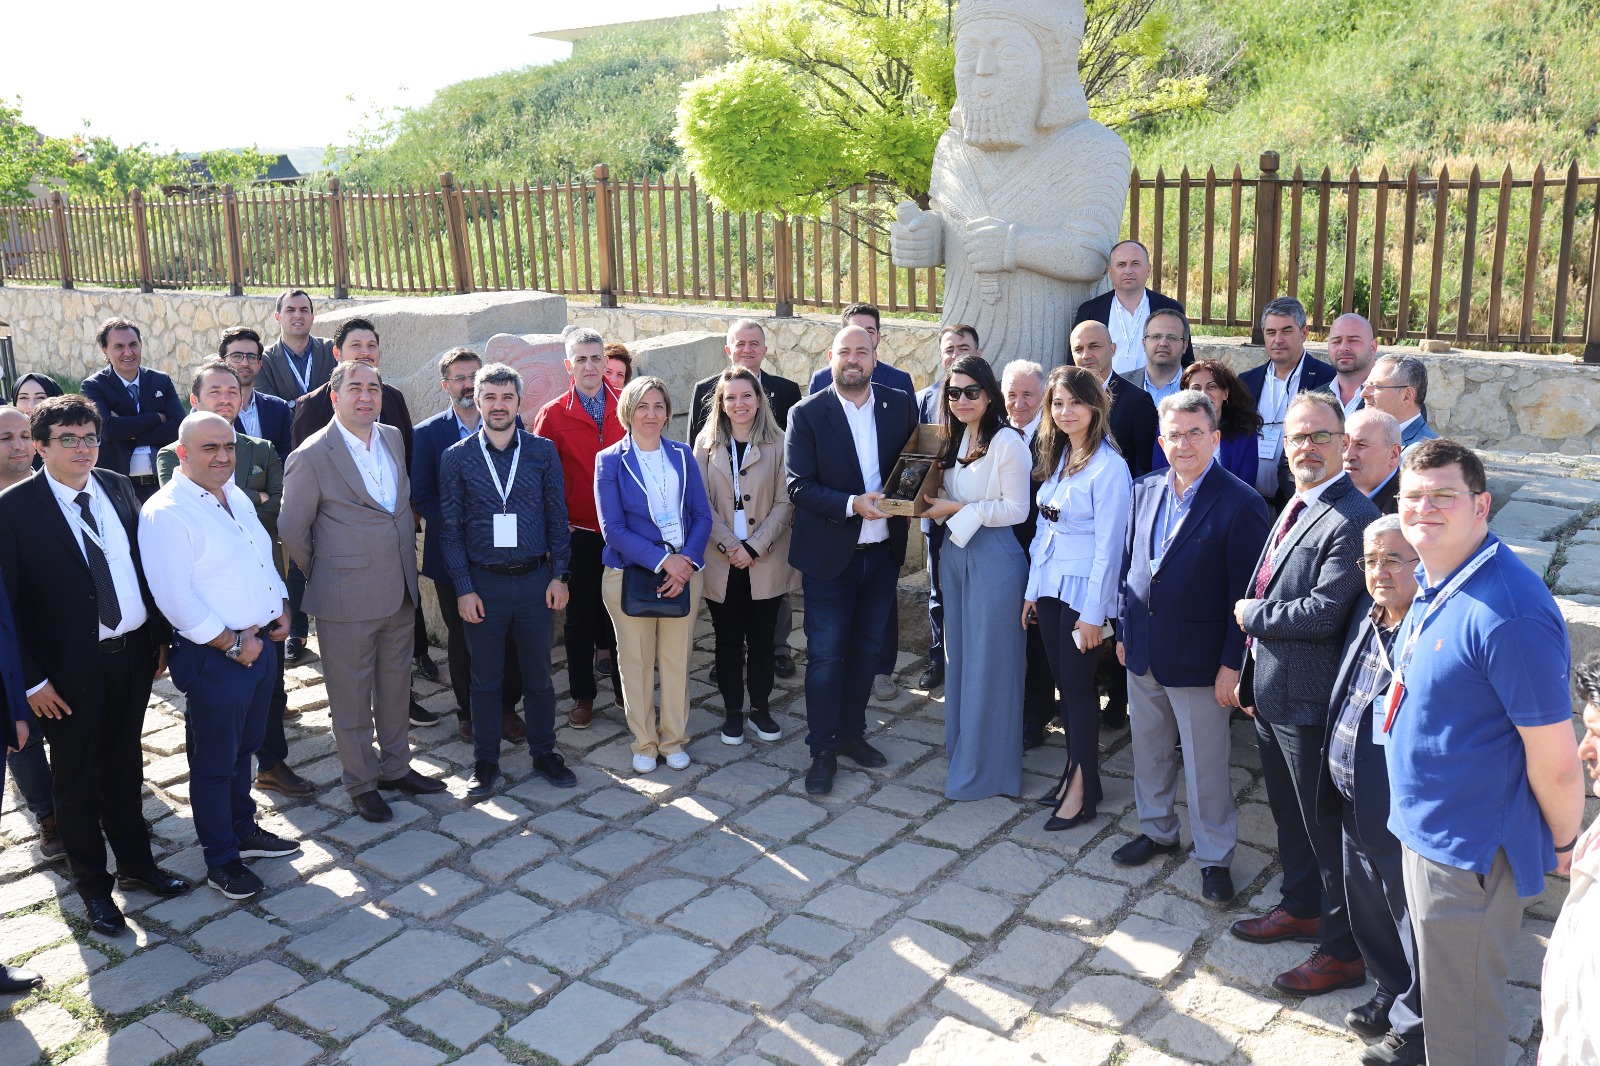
[602,567,704,757]
[318,598,415,795]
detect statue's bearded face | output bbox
[955,19,1046,151]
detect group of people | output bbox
[0,260,1592,1066]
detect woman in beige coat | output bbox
[693,366,799,745]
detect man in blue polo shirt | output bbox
[1386,439,1585,1066]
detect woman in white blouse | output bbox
[1023,365,1132,830]
[920,355,1031,800]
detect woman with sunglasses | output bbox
[1023,366,1132,830]
[920,355,1031,800]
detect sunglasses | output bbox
[944,384,985,401]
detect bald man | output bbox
[1321,313,1378,417]
[1069,320,1163,479]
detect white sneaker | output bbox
[665,751,691,771]
[872,674,897,701]
[632,753,657,774]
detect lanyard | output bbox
[285,344,313,395]
[349,433,391,503]
[60,490,107,553]
[729,439,745,511]
[1262,358,1304,427]
[478,432,521,513]
[1382,541,1500,732]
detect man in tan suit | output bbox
[279,362,446,822]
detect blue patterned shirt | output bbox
[577,386,607,432]
[438,430,571,595]
[1328,607,1397,801]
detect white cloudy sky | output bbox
[4,0,741,156]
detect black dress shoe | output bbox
[0,963,44,995]
[465,761,501,803]
[1100,706,1128,730]
[838,735,887,768]
[531,751,578,789]
[1346,994,1394,1039]
[353,790,393,823]
[115,868,191,897]
[377,768,447,794]
[1360,1030,1425,1066]
[918,662,944,689]
[1043,807,1097,832]
[708,662,719,686]
[284,637,305,663]
[805,752,837,795]
[408,701,442,727]
[773,654,796,679]
[1112,834,1181,867]
[415,653,439,681]
[85,896,127,937]
[1201,865,1236,905]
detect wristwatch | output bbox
[224,630,244,661]
[557,571,571,584]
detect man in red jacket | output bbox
[532,328,625,727]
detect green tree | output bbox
[0,98,72,205]
[195,146,281,190]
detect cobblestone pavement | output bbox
[1,611,1569,1066]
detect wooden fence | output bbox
[3,154,1598,360]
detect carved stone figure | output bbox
[891,0,1131,372]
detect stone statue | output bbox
[891,0,1131,372]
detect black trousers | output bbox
[287,561,309,640]
[706,568,780,714]
[564,529,616,702]
[1342,801,1424,1037]
[1035,599,1104,812]
[257,639,289,772]
[1020,620,1057,743]
[434,575,522,723]
[40,629,159,899]
[1255,715,1360,961]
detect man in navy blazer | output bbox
[219,327,294,458]
[1115,390,1269,905]
[807,304,916,399]
[81,318,184,502]
[787,324,918,795]
[1072,240,1196,368]
[1238,297,1337,510]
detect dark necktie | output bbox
[126,378,140,411]
[1253,497,1306,597]
[75,492,123,630]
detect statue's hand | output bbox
[963,217,1017,274]
[891,201,943,268]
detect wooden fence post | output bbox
[49,191,72,290]
[222,184,244,296]
[328,177,351,300]
[592,165,619,308]
[772,215,795,317]
[1250,150,1282,344]
[440,172,473,294]
[130,188,153,293]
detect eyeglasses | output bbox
[50,433,100,449]
[1359,553,1420,573]
[1362,381,1407,392]
[1286,431,1336,446]
[1039,503,1062,523]
[224,352,264,363]
[944,385,985,401]
[1144,332,1185,344]
[1398,488,1480,510]
[1161,427,1211,445]
[444,375,477,386]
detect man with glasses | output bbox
[219,327,293,459]
[81,318,185,504]
[1361,355,1437,450]
[1231,390,1378,996]
[1115,390,1269,906]
[0,394,188,936]
[1120,307,1188,404]
[1312,515,1426,1065]
[1386,439,1583,1066]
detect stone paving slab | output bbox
[197,1022,321,1066]
[74,943,209,1014]
[811,919,970,1032]
[503,981,646,1066]
[59,1010,210,1066]
[189,958,305,1019]
[343,928,485,999]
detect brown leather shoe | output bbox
[502,712,527,743]
[255,763,316,797]
[457,717,473,743]
[353,790,392,822]
[376,768,447,794]
[280,699,303,720]
[567,700,593,729]
[1272,948,1367,996]
[1230,905,1323,944]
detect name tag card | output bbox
[1258,425,1283,459]
[493,513,518,548]
[733,510,749,540]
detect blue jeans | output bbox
[802,542,897,755]
[5,725,54,816]
[464,567,558,765]
[172,637,272,868]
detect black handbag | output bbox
[621,563,691,618]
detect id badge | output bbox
[1372,689,1391,747]
[1381,680,1404,734]
[493,513,518,548]
[733,509,749,540]
[1258,425,1283,459]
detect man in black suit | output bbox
[1342,409,1403,515]
[1239,296,1337,509]
[1314,517,1425,1065]
[257,289,337,405]
[0,395,188,936]
[80,318,184,503]
[1001,359,1058,748]
[786,325,918,795]
[1068,321,1162,480]
[1232,390,1378,997]
[1072,239,1195,369]
[219,327,294,458]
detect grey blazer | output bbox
[257,337,337,401]
[1238,474,1378,726]
[278,421,419,623]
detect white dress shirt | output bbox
[335,419,397,512]
[1270,470,1348,562]
[1108,292,1151,375]
[1254,354,1306,496]
[237,392,261,439]
[139,471,288,644]
[1019,411,1043,447]
[43,470,147,640]
[117,368,157,477]
[838,389,888,545]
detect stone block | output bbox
[197,1023,320,1066]
[190,910,291,956]
[355,829,461,882]
[380,868,484,919]
[75,943,209,1015]
[143,888,234,932]
[342,929,485,999]
[628,331,732,440]
[189,959,305,1019]
[975,924,1086,991]
[588,1043,691,1066]
[897,1017,1049,1065]
[403,989,502,1051]
[508,909,630,974]
[468,831,556,882]
[803,884,900,930]
[59,1010,210,1066]
[337,1025,447,1066]
[454,891,552,940]
[856,841,960,894]
[515,861,608,905]
[916,796,1020,849]
[640,999,753,1058]
[621,878,708,923]
[957,841,1065,896]
[22,942,108,986]
[1200,933,1311,992]
[1,1002,80,1059]
[274,978,389,1041]
[1011,1016,1120,1065]
[323,805,427,851]
[1140,1011,1242,1063]
[437,797,533,846]
[735,845,853,901]
[664,828,767,878]
[0,913,72,960]
[1171,976,1283,1032]
[810,919,970,1031]
[635,796,732,840]
[503,981,646,1066]
[1091,915,1200,984]
[807,806,912,858]
[262,866,369,925]
[757,1012,869,1066]
[1024,872,1126,930]
[591,932,718,1001]
[765,914,855,962]
[703,944,816,1009]
[570,829,669,877]
[464,957,559,1007]
[865,784,944,817]
[732,795,831,841]
[530,808,605,843]
[933,974,1036,1034]
[1493,500,1578,541]
[1053,973,1161,1029]
[666,885,773,946]
[286,906,402,970]
[697,760,790,805]
[907,882,1015,938]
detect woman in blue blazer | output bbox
[595,376,713,775]
[1182,360,1262,487]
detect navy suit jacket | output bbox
[1315,596,1398,837]
[239,391,294,459]
[81,365,184,476]
[785,383,919,581]
[1238,354,1338,426]
[809,361,915,399]
[1104,372,1165,478]
[1073,287,1196,366]
[413,409,470,583]
[1119,463,1270,688]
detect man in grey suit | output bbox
[257,290,336,405]
[1361,355,1437,449]
[1231,390,1379,997]
[279,362,446,823]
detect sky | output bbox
[3,0,742,159]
